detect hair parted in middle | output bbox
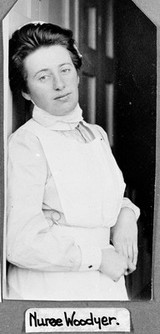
[9,22,82,94]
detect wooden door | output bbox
[78,0,114,145]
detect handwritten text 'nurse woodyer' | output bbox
[25,308,130,332]
[29,310,118,329]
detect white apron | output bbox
[8,119,128,300]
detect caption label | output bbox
[25,308,130,332]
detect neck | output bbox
[32,103,84,130]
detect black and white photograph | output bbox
[2,0,156,303]
[1,0,160,333]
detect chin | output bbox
[48,109,71,116]
[58,104,78,116]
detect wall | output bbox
[48,0,70,27]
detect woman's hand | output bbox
[99,247,135,282]
[111,207,138,272]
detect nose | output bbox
[53,73,65,90]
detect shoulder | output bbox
[8,121,46,164]
[9,120,40,147]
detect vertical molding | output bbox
[105,83,114,146]
[2,14,10,300]
[153,27,160,301]
[69,0,79,44]
[87,7,96,50]
[105,0,113,58]
[87,76,96,123]
[74,0,79,45]
[0,20,4,300]
[62,0,70,28]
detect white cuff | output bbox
[122,197,140,220]
[77,243,102,271]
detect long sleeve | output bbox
[121,197,140,220]
[7,128,101,272]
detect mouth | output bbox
[54,93,71,100]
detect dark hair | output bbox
[9,22,82,93]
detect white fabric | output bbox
[7,265,127,300]
[6,106,140,300]
[26,119,125,228]
[33,103,83,130]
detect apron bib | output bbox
[25,119,125,228]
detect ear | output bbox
[22,91,31,101]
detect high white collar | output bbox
[32,103,84,130]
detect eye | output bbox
[61,66,72,74]
[39,75,50,81]
[37,73,52,82]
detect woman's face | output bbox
[22,45,79,116]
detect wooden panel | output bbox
[105,83,114,146]
[87,6,97,49]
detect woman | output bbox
[7,22,140,300]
